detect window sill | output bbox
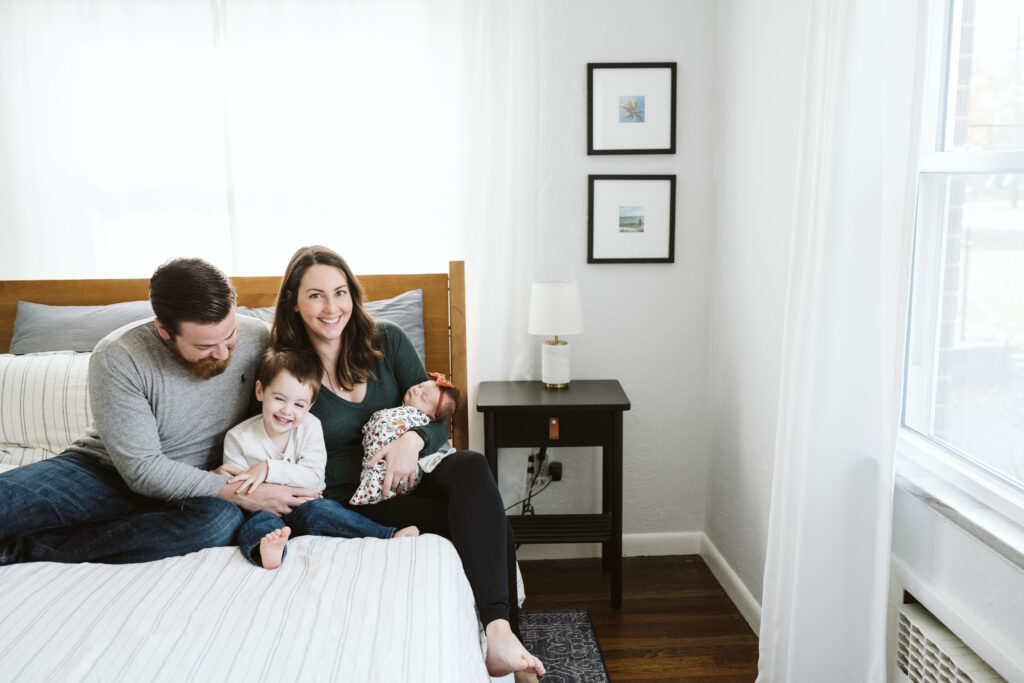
[895,434,1024,571]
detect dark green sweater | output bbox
[312,320,448,500]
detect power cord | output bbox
[506,448,558,550]
[523,451,536,516]
[505,447,549,514]
[504,479,554,513]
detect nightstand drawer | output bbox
[490,410,613,447]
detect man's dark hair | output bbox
[149,258,237,338]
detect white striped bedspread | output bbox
[0,534,500,682]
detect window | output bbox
[903,0,1024,511]
[0,1,484,278]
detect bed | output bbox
[0,261,511,682]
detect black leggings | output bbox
[334,450,518,630]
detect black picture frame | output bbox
[588,174,676,264]
[587,62,677,155]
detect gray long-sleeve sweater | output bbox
[67,315,269,501]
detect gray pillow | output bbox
[12,289,426,361]
[238,289,426,363]
[10,300,155,354]
[235,305,275,325]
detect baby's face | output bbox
[404,380,441,418]
[256,371,315,436]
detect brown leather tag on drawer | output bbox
[549,417,559,440]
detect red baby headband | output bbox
[428,372,453,418]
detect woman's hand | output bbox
[228,460,270,494]
[370,431,424,498]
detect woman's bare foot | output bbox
[484,619,545,677]
[259,526,291,569]
[394,525,420,538]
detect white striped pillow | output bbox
[0,351,92,460]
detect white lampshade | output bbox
[528,281,584,337]
[528,281,584,389]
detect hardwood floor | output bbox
[517,555,758,682]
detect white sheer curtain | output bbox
[0,0,540,286]
[0,1,232,278]
[756,0,925,680]
[455,1,541,394]
[0,0,541,458]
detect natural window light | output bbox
[0,2,473,278]
[941,0,1024,152]
[903,0,1024,508]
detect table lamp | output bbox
[528,281,584,389]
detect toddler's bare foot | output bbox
[484,619,545,677]
[259,526,291,570]
[394,525,420,538]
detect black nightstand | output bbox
[476,379,630,607]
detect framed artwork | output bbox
[588,175,676,264]
[587,62,677,155]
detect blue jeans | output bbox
[237,498,394,566]
[0,451,243,565]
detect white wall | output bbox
[705,0,810,601]
[504,0,718,559]
[511,0,809,603]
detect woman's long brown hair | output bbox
[271,246,383,390]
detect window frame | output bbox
[898,0,1024,529]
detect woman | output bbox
[271,245,544,678]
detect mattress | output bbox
[0,534,493,682]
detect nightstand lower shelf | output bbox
[509,513,611,544]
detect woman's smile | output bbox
[295,264,353,343]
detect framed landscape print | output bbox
[587,62,677,155]
[588,174,676,263]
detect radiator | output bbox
[896,603,1005,682]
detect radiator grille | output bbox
[896,603,1005,682]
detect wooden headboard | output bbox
[0,261,469,450]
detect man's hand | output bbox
[212,463,244,477]
[228,460,270,495]
[218,481,321,516]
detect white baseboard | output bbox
[514,543,604,560]
[700,534,762,637]
[624,531,703,556]
[513,531,701,561]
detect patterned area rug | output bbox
[518,609,610,683]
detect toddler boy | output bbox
[224,348,417,568]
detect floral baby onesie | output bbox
[350,405,432,505]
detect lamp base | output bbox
[541,339,571,389]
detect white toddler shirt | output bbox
[222,413,327,491]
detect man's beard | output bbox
[167,342,234,379]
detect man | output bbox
[0,258,318,565]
